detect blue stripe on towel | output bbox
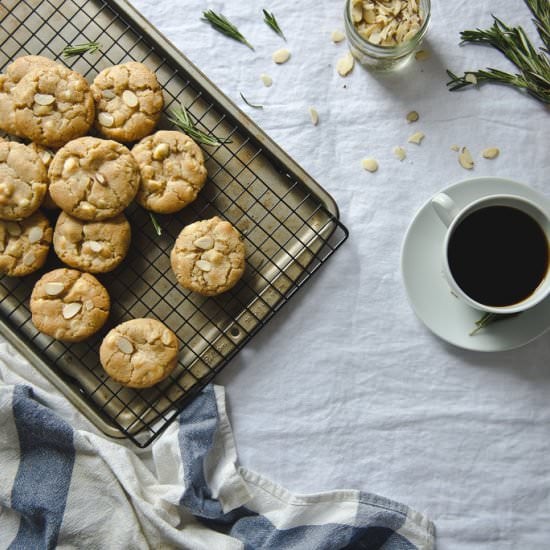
[178,384,226,519]
[8,385,75,550]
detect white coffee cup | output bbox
[431,192,550,314]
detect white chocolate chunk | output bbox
[361,158,379,172]
[62,302,82,320]
[331,30,346,43]
[44,282,65,296]
[153,143,170,160]
[196,259,212,272]
[272,48,291,64]
[117,336,134,354]
[393,146,407,161]
[27,226,43,244]
[336,52,354,76]
[408,131,425,145]
[260,73,273,87]
[87,240,102,253]
[34,93,55,106]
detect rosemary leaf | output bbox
[469,312,521,336]
[447,1,550,104]
[263,9,286,40]
[168,105,231,147]
[202,10,254,50]
[62,41,102,58]
[149,212,162,237]
[240,92,264,109]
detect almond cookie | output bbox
[53,211,131,273]
[132,130,207,214]
[0,55,57,136]
[99,318,179,388]
[30,268,110,342]
[91,62,164,143]
[0,141,48,220]
[0,211,52,276]
[48,137,140,221]
[170,216,246,296]
[12,63,94,147]
[29,143,58,209]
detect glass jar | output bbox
[344,0,431,71]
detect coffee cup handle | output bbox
[431,193,460,227]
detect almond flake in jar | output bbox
[344,0,431,71]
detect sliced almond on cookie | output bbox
[62,302,82,320]
[193,236,214,250]
[34,93,55,106]
[117,336,134,354]
[122,90,139,107]
[196,259,212,272]
[27,226,43,244]
[44,281,65,296]
[98,112,114,128]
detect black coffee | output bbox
[448,205,548,307]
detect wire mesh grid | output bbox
[0,0,349,446]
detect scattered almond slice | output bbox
[406,110,419,123]
[459,147,474,169]
[122,89,139,107]
[308,106,319,126]
[34,93,55,106]
[331,30,345,43]
[450,144,460,152]
[336,52,355,77]
[95,172,106,185]
[465,73,478,85]
[393,146,407,161]
[482,147,500,159]
[62,302,82,320]
[23,252,35,266]
[260,73,273,87]
[361,158,379,172]
[408,131,425,145]
[272,48,291,64]
[415,49,430,61]
[161,330,173,346]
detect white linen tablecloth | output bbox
[2,0,550,548]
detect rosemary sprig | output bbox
[446,1,550,104]
[168,105,231,147]
[263,9,286,41]
[149,212,162,237]
[202,10,254,50]
[62,41,102,58]
[469,312,521,336]
[240,92,264,109]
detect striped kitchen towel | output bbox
[0,354,434,549]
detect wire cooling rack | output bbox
[0,0,349,447]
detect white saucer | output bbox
[401,177,550,352]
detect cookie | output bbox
[131,130,207,214]
[91,62,164,143]
[48,137,140,221]
[12,63,95,147]
[170,216,246,296]
[30,268,110,342]
[0,55,57,136]
[0,141,48,220]
[53,211,131,273]
[99,318,179,388]
[29,143,58,210]
[0,211,52,276]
